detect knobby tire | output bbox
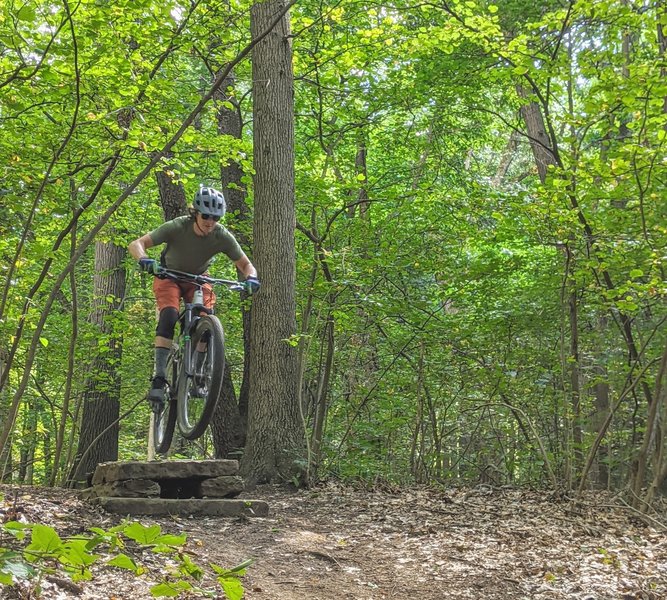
[177,314,225,439]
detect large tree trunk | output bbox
[68,241,126,485]
[516,85,558,183]
[155,166,187,219]
[213,68,250,451]
[241,0,304,484]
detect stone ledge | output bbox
[96,497,269,517]
[92,459,239,485]
[84,478,160,499]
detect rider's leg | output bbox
[151,307,178,373]
[153,308,178,375]
[148,281,181,404]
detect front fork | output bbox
[181,289,206,379]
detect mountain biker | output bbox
[128,185,260,406]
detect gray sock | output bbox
[154,347,171,379]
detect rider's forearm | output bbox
[128,234,154,261]
[128,240,146,261]
[235,255,257,279]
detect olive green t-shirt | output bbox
[149,216,243,274]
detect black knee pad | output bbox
[156,307,179,339]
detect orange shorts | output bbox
[153,277,216,312]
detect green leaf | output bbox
[219,577,244,600]
[16,6,37,21]
[176,553,203,579]
[154,534,187,547]
[124,522,162,545]
[26,525,63,556]
[150,580,193,597]
[107,553,138,572]
[39,337,49,347]
[0,554,34,581]
[3,521,30,540]
[0,571,13,585]
[60,540,99,568]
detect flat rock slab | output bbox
[97,497,269,517]
[86,478,161,499]
[92,459,239,485]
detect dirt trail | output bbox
[1,483,666,599]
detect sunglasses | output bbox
[200,213,221,222]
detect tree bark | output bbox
[210,359,245,458]
[516,85,557,183]
[50,198,79,486]
[566,246,583,482]
[241,0,304,484]
[68,241,126,485]
[215,68,253,429]
[0,347,11,481]
[592,363,610,488]
[155,166,187,220]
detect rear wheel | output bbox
[153,348,178,454]
[177,315,225,440]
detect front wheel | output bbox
[177,315,225,440]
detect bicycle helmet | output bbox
[193,186,226,218]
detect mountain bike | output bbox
[149,267,245,455]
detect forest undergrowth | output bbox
[1,482,666,600]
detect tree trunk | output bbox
[0,347,11,482]
[310,312,334,471]
[567,251,583,482]
[354,139,369,217]
[646,339,667,503]
[632,338,667,508]
[516,85,557,183]
[50,204,79,486]
[155,165,187,219]
[241,0,304,484]
[659,7,667,118]
[492,130,519,187]
[210,359,245,458]
[592,362,610,488]
[215,67,252,431]
[68,241,126,486]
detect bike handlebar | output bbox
[154,266,246,292]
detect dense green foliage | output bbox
[0,0,665,501]
[0,505,251,597]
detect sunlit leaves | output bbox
[1,518,250,596]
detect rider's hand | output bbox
[244,276,261,294]
[138,257,158,274]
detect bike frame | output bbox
[178,286,207,382]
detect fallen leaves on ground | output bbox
[1,483,666,599]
